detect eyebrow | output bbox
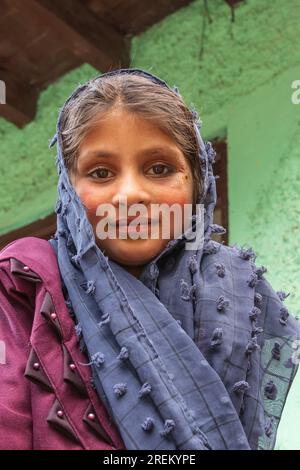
[81,146,179,160]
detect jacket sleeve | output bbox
[0,258,34,450]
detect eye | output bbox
[89,167,113,179]
[148,163,175,176]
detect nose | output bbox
[112,171,151,208]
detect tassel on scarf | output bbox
[149,263,159,280]
[205,141,216,164]
[82,280,96,295]
[249,306,261,322]
[138,382,152,398]
[216,295,230,312]
[277,291,290,301]
[264,417,274,437]
[117,346,129,361]
[74,323,82,338]
[180,279,197,301]
[98,312,111,327]
[264,380,277,400]
[255,265,267,279]
[271,342,281,360]
[254,292,263,307]
[279,307,289,326]
[188,255,198,274]
[91,351,105,368]
[113,383,127,398]
[203,240,220,255]
[214,263,226,278]
[160,419,176,437]
[211,327,223,347]
[210,224,226,235]
[245,336,260,356]
[238,246,256,261]
[251,324,264,336]
[57,228,67,238]
[232,380,250,395]
[75,323,86,352]
[71,253,81,266]
[141,417,154,432]
[55,199,62,214]
[247,272,259,288]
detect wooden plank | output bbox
[86,0,195,36]
[0,69,38,127]
[23,0,130,71]
[0,213,57,251]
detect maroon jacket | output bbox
[0,236,126,450]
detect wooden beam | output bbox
[23,0,130,71]
[0,212,57,251]
[0,69,38,127]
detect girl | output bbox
[0,68,299,450]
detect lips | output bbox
[114,217,159,227]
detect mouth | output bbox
[114,218,159,227]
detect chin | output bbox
[99,239,169,266]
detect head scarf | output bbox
[49,68,300,450]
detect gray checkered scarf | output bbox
[49,69,300,450]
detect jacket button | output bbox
[57,410,64,418]
[23,265,30,272]
[87,413,96,421]
[50,312,57,320]
[33,362,40,370]
[69,363,76,371]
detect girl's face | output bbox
[70,107,193,277]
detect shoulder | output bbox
[201,240,300,325]
[200,240,254,271]
[0,236,54,259]
[0,236,60,286]
[199,240,272,294]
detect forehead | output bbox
[77,109,183,158]
[81,108,170,139]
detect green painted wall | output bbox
[0,0,300,449]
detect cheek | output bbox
[75,185,108,225]
[161,173,193,206]
[181,173,193,200]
